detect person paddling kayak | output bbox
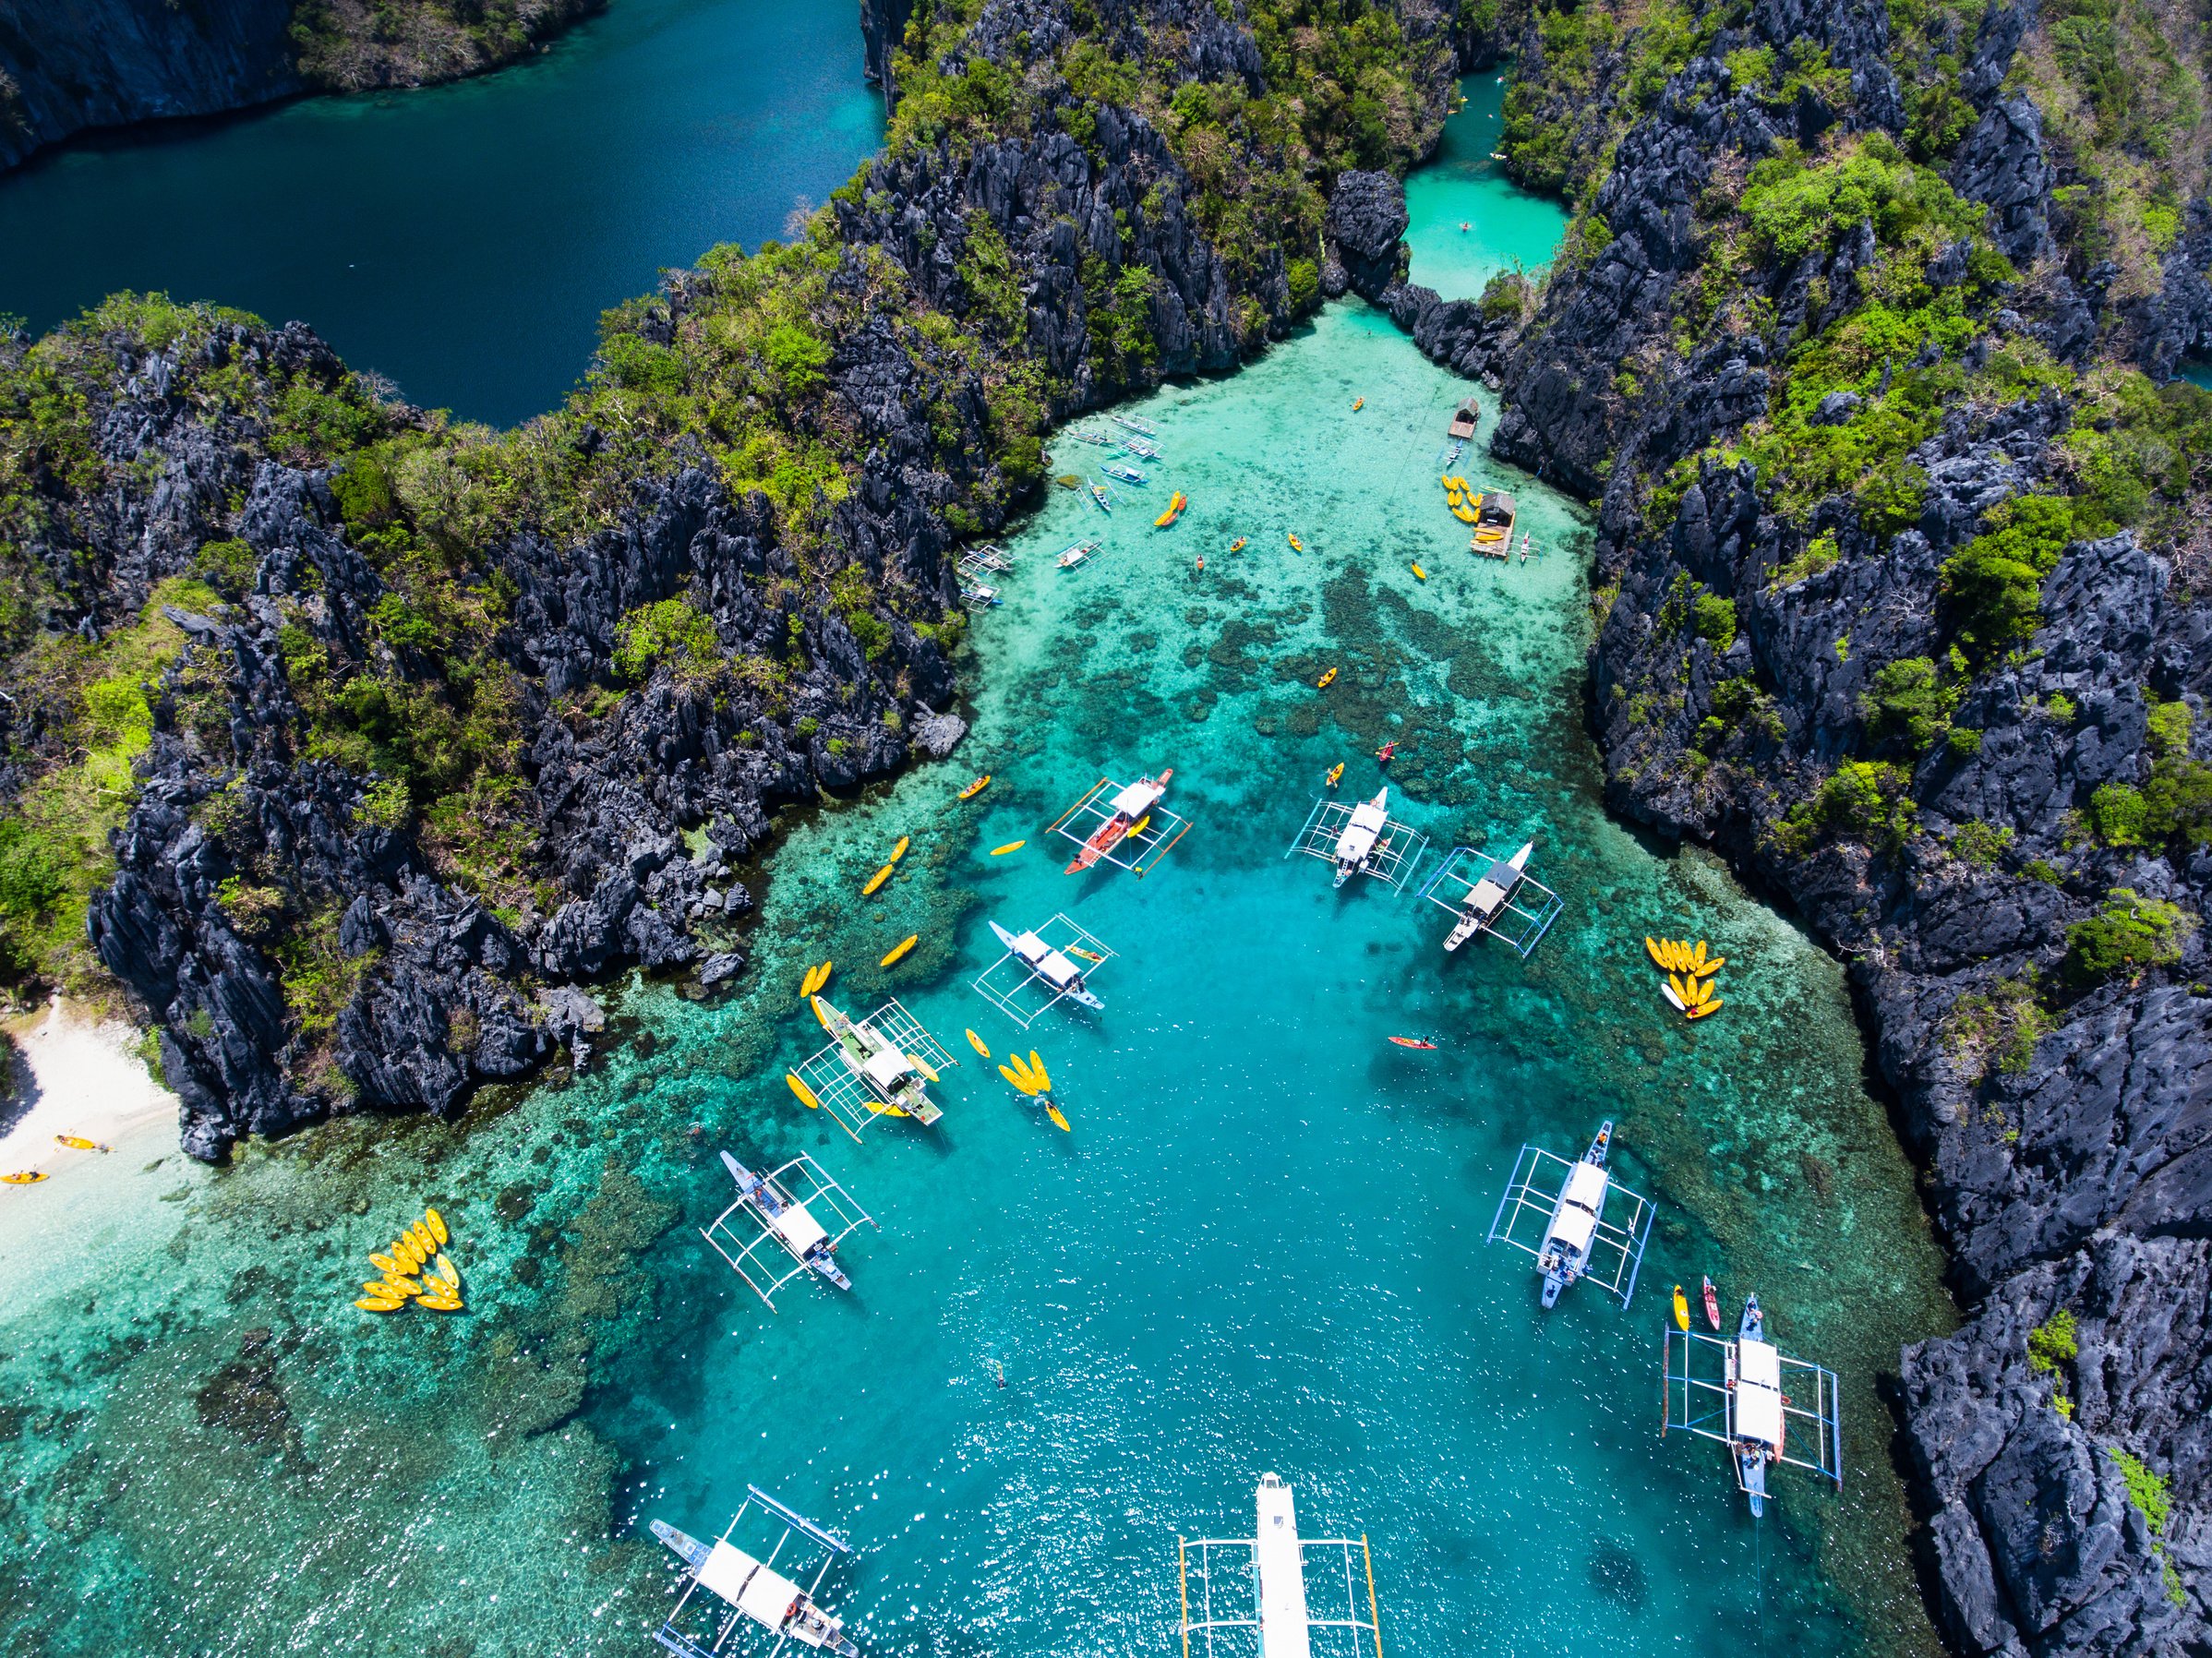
[1376,739,1398,763]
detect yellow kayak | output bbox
[998,1063,1037,1096]
[861,862,896,896]
[1229,537,1246,552]
[881,934,919,967]
[416,1296,463,1313]
[425,1207,449,1246]
[959,775,992,799]
[1668,972,1693,1006]
[1672,1286,1690,1331]
[434,1253,461,1289]
[1693,955,1726,978]
[967,1028,992,1059]
[1028,1051,1052,1090]
[355,1296,403,1313]
[54,1134,111,1152]
[1046,1105,1072,1132]
[907,1051,942,1083]
[1352,397,1364,411]
[1411,563,1427,580]
[1451,502,1478,523]
[393,1236,423,1270]
[409,1221,436,1256]
[787,1072,822,1110]
[888,836,910,865]
[1287,533,1304,552]
[1316,667,1338,689]
[1688,999,1724,1020]
[1643,936,1667,969]
[1124,814,1150,840]
[1326,763,1344,787]
[990,840,1025,856]
[3,1170,47,1184]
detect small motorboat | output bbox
[1112,414,1158,437]
[1325,763,1344,788]
[1376,740,1398,763]
[1103,461,1147,485]
[1065,770,1172,873]
[959,775,992,799]
[1388,1036,1437,1050]
[1316,667,1338,689]
[811,995,941,1124]
[1702,1276,1722,1330]
[880,934,919,967]
[990,920,1103,1012]
[1286,533,1305,553]
[1068,427,1111,445]
[1331,787,1392,887]
[1672,1285,1690,1331]
[1443,840,1533,951]
[1123,438,1161,459]
[1059,538,1100,569]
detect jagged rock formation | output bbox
[1,0,1461,1159]
[0,0,601,172]
[1457,0,2212,1649]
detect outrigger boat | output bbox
[1046,772,1193,878]
[1068,427,1112,445]
[1664,1292,1844,1518]
[1058,537,1102,570]
[1122,437,1161,459]
[1487,1121,1654,1309]
[1178,1474,1384,1658]
[1416,840,1564,960]
[651,1488,861,1658]
[1088,483,1112,513]
[1111,414,1158,437]
[700,1150,876,1309]
[1286,786,1429,891]
[973,914,1115,1028]
[1103,461,1147,485]
[788,996,953,1138]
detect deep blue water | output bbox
[0,0,884,424]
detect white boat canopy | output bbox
[1488,1141,1653,1308]
[1179,1474,1384,1658]
[1417,844,1564,958]
[1734,1339,1786,1450]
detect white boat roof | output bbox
[1254,1477,1313,1658]
[862,1046,911,1087]
[1563,1159,1609,1210]
[737,1561,804,1628]
[1110,779,1161,815]
[767,1202,829,1256]
[1037,949,1083,988]
[1736,1339,1785,1448]
[1336,820,1382,860]
[1010,929,1048,961]
[695,1541,796,1625]
[1466,877,1509,917]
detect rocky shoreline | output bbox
[1,0,2205,1650]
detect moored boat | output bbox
[1065,771,1172,872]
[1443,841,1533,950]
[1534,1121,1616,1307]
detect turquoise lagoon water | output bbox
[0,304,1953,1658]
[1402,73,1569,301]
[0,71,1953,1658]
[0,0,884,424]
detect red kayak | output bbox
[1376,740,1399,763]
[1701,1276,1721,1330]
[1388,1036,1437,1050]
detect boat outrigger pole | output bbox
[1662,1294,1844,1518]
[1178,1474,1384,1658]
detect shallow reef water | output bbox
[1402,74,1570,301]
[1,302,1953,1658]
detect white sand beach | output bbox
[1,994,176,1174]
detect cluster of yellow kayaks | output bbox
[973,1030,1071,1133]
[355,1207,464,1313]
[1442,475,1481,525]
[860,835,911,896]
[1153,490,1188,528]
[1645,936,1725,1020]
[799,959,835,999]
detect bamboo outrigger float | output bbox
[1415,842,1563,958]
[1048,772,1193,877]
[972,912,1116,1029]
[1179,1474,1384,1658]
[1663,1294,1844,1517]
[1284,787,1429,890]
[651,1487,861,1658]
[700,1150,878,1311]
[788,996,955,1139]
[1487,1120,1654,1309]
